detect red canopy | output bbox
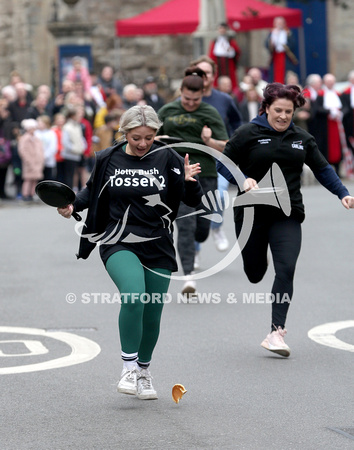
[116,0,302,36]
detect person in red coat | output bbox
[341,71,354,154]
[208,23,241,91]
[266,17,298,84]
[314,73,343,175]
[302,74,323,140]
[339,71,354,177]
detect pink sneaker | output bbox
[261,327,290,357]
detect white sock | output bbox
[122,351,138,371]
[123,361,137,371]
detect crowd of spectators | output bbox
[1,56,354,203]
[0,60,169,201]
[225,67,354,179]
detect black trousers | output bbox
[63,160,79,189]
[56,161,66,184]
[0,166,8,198]
[176,177,217,275]
[236,211,302,330]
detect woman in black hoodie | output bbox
[221,83,354,357]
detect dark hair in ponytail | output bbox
[181,66,206,92]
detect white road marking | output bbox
[0,340,48,356]
[0,327,101,374]
[308,320,354,352]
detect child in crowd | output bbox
[35,115,57,180]
[18,119,44,201]
[52,113,66,183]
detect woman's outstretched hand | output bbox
[243,178,259,192]
[341,195,354,209]
[184,153,201,181]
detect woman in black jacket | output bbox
[222,83,354,357]
[58,105,202,400]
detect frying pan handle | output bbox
[72,211,82,221]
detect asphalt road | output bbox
[1,180,354,450]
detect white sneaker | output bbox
[194,251,200,271]
[117,367,137,395]
[137,369,158,400]
[261,327,290,357]
[212,227,229,252]
[182,275,197,296]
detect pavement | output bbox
[1,180,354,450]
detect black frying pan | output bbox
[35,180,82,221]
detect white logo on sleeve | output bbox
[171,167,181,175]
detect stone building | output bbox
[0,0,353,96]
[0,0,197,97]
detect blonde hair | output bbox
[37,115,52,128]
[119,105,162,135]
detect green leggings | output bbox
[106,250,171,364]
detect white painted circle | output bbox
[308,320,354,352]
[0,327,101,374]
